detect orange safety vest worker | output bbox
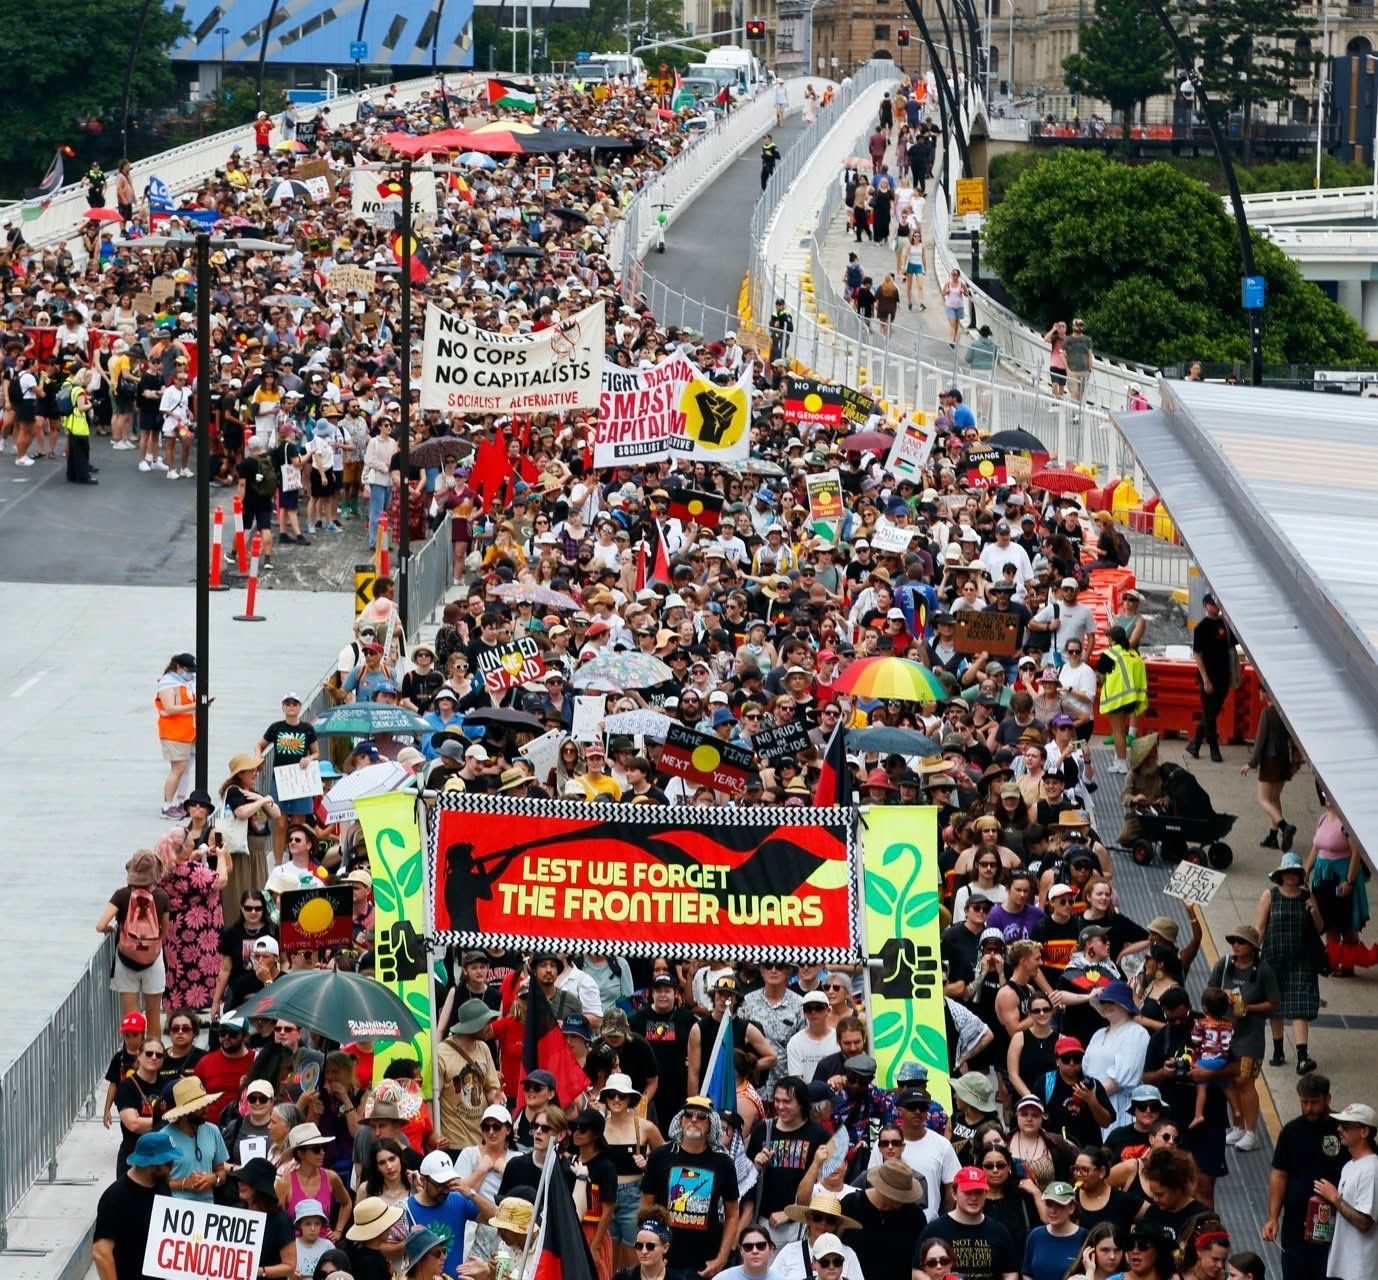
[155,680,196,743]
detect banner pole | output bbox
[419,791,442,1135]
[856,804,879,1082]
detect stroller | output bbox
[1128,762,1236,869]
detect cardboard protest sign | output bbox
[421,300,602,414]
[294,116,319,145]
[964,446,1008,490]
[297,157,335,200]
[753,718,812,762]
[132,291,157,316]
[478,638,546,693]
[572,695,606,742]
[954,610,1020,657]
[151,276,177,304]
[840,385,879,426]
[784,376,844,428]
[273,761,323,802]
[428,795,861,962]
[519,729,564,782]
[329,264,376,295]
[279,884,353,954]
[1164,862,1226,906]
[144,1197,265,1280]
[659,723,755,794]
[885,418,936,482]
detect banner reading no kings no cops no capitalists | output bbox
[420,301,603,415]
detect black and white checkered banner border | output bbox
[425,794,862,965]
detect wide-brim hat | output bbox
[867,1158,925,1203]
[287,1121,332,1150]
[1128,733,1159,769]
[490,1196,535,1234]
[1269,850,1305,884]
[1091,979,1139,1017]
[452,997,499,1035]
[600,1072,642,1102]
[230,1157,279,1199]
[347,1196,406,1241]
[163,1077,223,1122]
[783,1190,861,1231]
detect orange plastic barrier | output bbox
[1091,656,1250,744]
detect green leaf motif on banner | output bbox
[405,989,430,1022]
[872,1008,905,1050]
[882,841,918,867]
[904,893,941,929]
[372,876,398,916]
[909,1023,947,1070]
[866,874,899,917]
[396,852,423,898]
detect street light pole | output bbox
[216,26,229,102]
[399,159,414,634]
[195,232,212,790]
[1139,0,1263,386]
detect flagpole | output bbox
[399,158,413,633]
[520,1144,555,1265]
[419,791,442,1138]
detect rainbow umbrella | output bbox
[831,656,948,703]
[272,139,309,152]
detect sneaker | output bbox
[261,558,274,573]
[1185,741,1201,759]
[138,459,152,472]
[306,523,317,535]
[166,468,179,480]
[1225,1127,1245,1146]
[160,804,187,820]
[152,457,168,470]
[14,455,34,467]
[1297,1055,1318,1075]
[1108,759,1129,774]
[1235,1130,1259,1152]
[327,521,343,532]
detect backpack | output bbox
[251,459,279,503]
[55,379,75,417]
[117,887,162,970]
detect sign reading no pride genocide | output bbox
[420,301,602,414]
[144,1196,264,1280]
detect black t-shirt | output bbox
[105,1047,138,1086]
[846,1192,930,1280]
[238,455,278,511]
[157,1046,205,1090]
[93,1174,166,1280]
[641,1144,739,1271]
[1145,1024,1226,1133]
[598,1031,660,1095]
[1272,1115,1348,1243]
[260,718,317,764]
[941,922,983,987]
[1138,1197,1210,1247]
[113,1075,161,1165]
[746,1119,828,1216]
[1044,1073,1113,1148]
[1104,1121,1156,1163]
[630,1005,697,1122]
[1192,617,1234,683]
[1075,1186,1139,1235]
[574,1151,619,1227]
[500,1152,578,1199]
[261,1208,295,1267]
[917,1212,1019,1280]
[219,920,274,977]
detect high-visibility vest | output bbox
[155,680,196,743]
[1099,644,1147,714]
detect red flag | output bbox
[813,720,852,807]
[468,430,513,513]
[531,1150,598,1280]
[635,540,648,593]
[522,981,589,1112]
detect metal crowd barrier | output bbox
[0,935,119,1250]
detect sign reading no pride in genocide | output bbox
[144,1197,264,1280]
[420,301,602,415]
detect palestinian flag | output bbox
[530,1152,597,1280]
[668,488,723,530]
[521,980,589,1111]
[814,719,852,807]
[391,214,431,284]
[22,151,64,223]
[487,77,537,113]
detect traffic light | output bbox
[745,19,766,39]
[897,27,911,45]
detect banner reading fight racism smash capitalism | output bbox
[590,352,753,469]
[419,301,603,415]
[428,796,860,963]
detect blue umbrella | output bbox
[848,726,941,756]
[459,152,498,169]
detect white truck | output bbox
[702,45,763,94]
[583,52,647,84]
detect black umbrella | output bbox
[242,971,421,1043]
[551,206,589,226]
[590,136,642,153]
[988,428,1048,453]
[408,435,475,470]
[498,244,545,258]
[464,707,546,731]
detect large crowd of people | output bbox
[38,67,1375,1280]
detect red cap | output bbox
[121,1012,148,1034]
[953,1166,989,1192]
[1054,1035,1084,1056]
[585,620,612,637]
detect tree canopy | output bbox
[0,0,187,173]
[983,149,1371,366]
[1062,0,1174,134]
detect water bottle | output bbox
[493,1245,515,1280]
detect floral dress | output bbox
[163,857,225,1009]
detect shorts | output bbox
[342,460,362,485]
[611,1181,642,1245]
[114,394,136,413]
[1237,1055,1262,1081]
[161,421,188,439]
[278,796,315,817]
[906,262,924,275]
[1051,368,1068,387]
[279,489,299,511]
[945,305,964,322]
[310,469,337,498]
[245,504,274,532]
[161,739,194,763]
[16,400,35,423]
[1184,1121,1228,1178]
[111,952,166,996]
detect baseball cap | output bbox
[524,1069,558,1091]
[1054,1035,1084,1056]
[419,1151,456,1182]
[1043,1181,1077,1205]
[953,1167,989,1192]
[1048,882,1076,900]
[465,744,489,761]
[121,1012,148,1034]
[1333,1103,1378,1127]
[482,1103,513,1125]
[801,990,830,1008]
[251,936,280,956]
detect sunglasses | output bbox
[1030,1006,1053,1015]
[532,1122,553,1133]
[982,1160,1008,1170]
[806,1212,838,1225]
[824,983,848,991]
[170,1023,195,1033]
[246,1093,272,1104]
[1059,1054,1084,1064]
[923,1260,953,1270]
[242,904,264,912]
[878,1137,905,1147]
[142,1050,164,1059]
[741,1240,771,1252]
[683,1109,711,1121]
[634,1242,662,1252]
[1132,1100,1163,1110]
[818,1258,845,1269]
[480,1121,506,1132]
